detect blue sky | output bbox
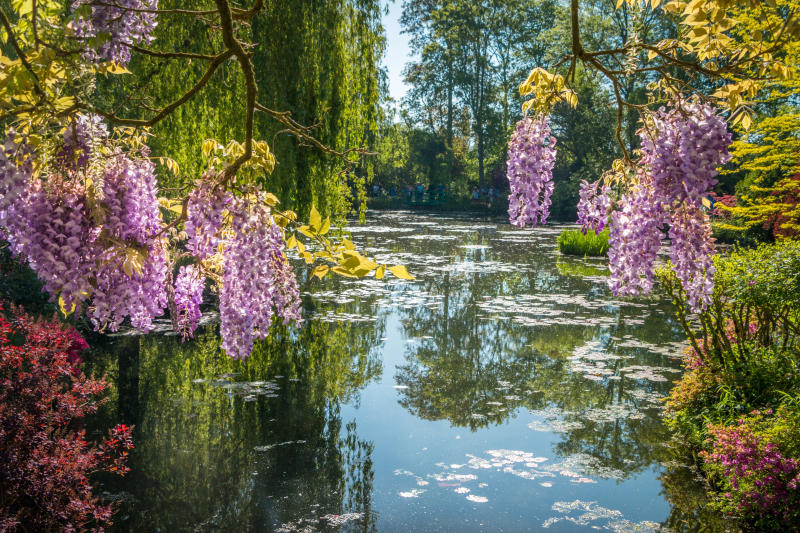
[382,0,412,101]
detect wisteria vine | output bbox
[71,0,159,65]
[507,115,557,228]
[507,100,731,311]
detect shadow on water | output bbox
[83,211,733,532]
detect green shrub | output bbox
[661,241,800,528]
[557,228,609,256]
[711,220,771,246]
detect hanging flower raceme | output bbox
[1,127,168,331]
[608,185,666,297]
[607,100,731,310]
[71,0,159,65]
[85,152,168,332]
[58,114,108,169]
[640,101,732,206]
[185,173,231,260]
[219,192,301,360]
[576,180,611,235]
[668,205,716,311]
[173,265,204,341]
[507,115,557,228]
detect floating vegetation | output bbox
[311,310,377,323]
[203,378,280,398]
[619,365,680,382]
[253,440,307,452]
[583,404,645,423]
[528,418,585,433]
[546,454,626,481]
[543,500,664,532]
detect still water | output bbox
[86,211,709,532]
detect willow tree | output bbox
[0,0,412,361]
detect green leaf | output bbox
[58,295,75,317]
[319,217,330,235]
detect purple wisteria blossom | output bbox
[669,204,716,310]
[608,185,666,297]
[576,179,611,234]
[2,131,167,331]
[86,152,167,331]
[174,265,204,340]
[640,101,732,204]
[185,173,231,260]
[58,114,108,169]
[72,0,158,65]
[219,193,301,359]
[607,100,731,309]
[507,115,557,228]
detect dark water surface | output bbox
[86,211,713,532]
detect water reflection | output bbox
[87,315,384,531]
[84,212,720,531]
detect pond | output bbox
[85,211,713,532]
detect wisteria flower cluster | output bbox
[87,152,168,331]
[576,179,611,234]
[219,193,301,359]
[702,419,800,522]
[185,173,231,260]
[607,184,666,297]
[173,265,204,340]
[507,115,557,228]
[58,113,108,168]
[1,129,168,332]
[606,100,731,310]
[71,0,159,65]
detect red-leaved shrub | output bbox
[0,304,133,532]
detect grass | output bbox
[557,228,609,257]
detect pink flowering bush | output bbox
[701,411,800,527]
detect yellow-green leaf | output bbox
[319,217,330,235]
[311,264,329,280]
[331,266,358,278]
[58,295,75,317]
[388,265,414,280]
[309,206,322,232]
[106,62,132,75]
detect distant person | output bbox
[472,187,479,200]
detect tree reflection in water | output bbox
[392,228,685,484]
[85,311,385,532]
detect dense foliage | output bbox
[661,242,800,528]
[0,304,133,531]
